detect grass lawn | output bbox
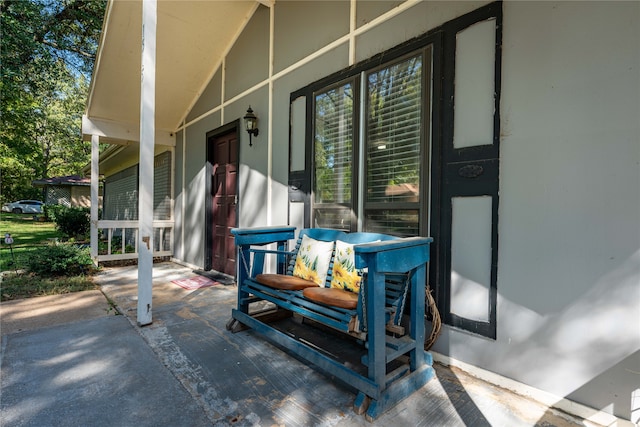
[0,212,62,272]
[1,273,99,301]
[0,212,97,301]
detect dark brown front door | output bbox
[210,131,238,275]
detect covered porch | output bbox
[82,0,262,325]
[80,0,640,422]
[0,261,626,426]
[91,262,598,426]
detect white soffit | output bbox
[86,0,257,134]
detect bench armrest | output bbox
[231,226,296,246]
[354,236,433,273]
[232,226,297,277]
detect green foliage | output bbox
[52,206,90,239]
[0,213,97,301]
[0,0,106,202]
[0,160,44,204]
[24,243,94,277]
[98,235,135,255]
[44,204,66,222]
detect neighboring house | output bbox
[32,175,93,208]
[82,1,639,424]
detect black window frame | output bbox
[288,1,502,339]
[362,49,431,238]
[292,42,437,235]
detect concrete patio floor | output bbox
[0,262,614,426]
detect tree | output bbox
[0,0,106,202]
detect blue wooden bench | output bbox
[227,226,435,421]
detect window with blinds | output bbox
[300,2,502,338]
[313,82,355,230]
[365,55,423,236]
[311,52,428,236]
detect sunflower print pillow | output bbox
[292,234,334,286]
[330,240,362,293]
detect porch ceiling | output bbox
[85,0,259,137]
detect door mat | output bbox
[193,269,235,285]
[171,276,220,290]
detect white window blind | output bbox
[366,55,422,204]
[314,83,353,205]
[311,53,427,235]
[364,55,422,236]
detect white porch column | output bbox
[137,0,157,326]
[90,134,99,264]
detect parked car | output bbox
[1,200,44,214]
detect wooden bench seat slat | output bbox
[246,281,357,332]
[248,280,355,316]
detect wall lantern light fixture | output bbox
[243,106,259,146]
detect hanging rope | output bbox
[424,285,442,350]
[240,248,252,278]
[360,272,368,332]
[396,272,411,326]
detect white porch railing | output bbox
[95,220,173,262]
